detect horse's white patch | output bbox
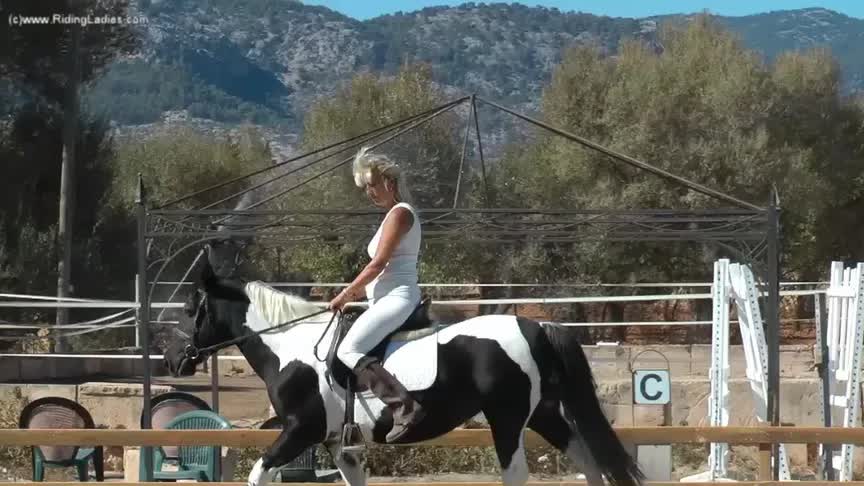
[373,331,439,391]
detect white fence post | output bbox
[708,259,730,480]
[134,274,141,349]
[825,262,864,480]
[703,259,790,481]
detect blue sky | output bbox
[301,1,863,20]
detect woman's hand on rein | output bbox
[328,290,350,311]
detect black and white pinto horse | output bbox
[164,260,644,486]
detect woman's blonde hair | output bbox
[352,147,414,204]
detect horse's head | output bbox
[163,255,250,377]
[206,238,246,278]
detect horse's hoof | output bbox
[247,458,269,486]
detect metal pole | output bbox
[816,292,833,480]
[470,95,490,204]
[211,353,221,480]
[453,101,474,208]
[55,21,81,353]
[211,354,220,411]
[136,174,154,481]
[765,191,781,481]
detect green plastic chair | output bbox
[18,397,104,482]
[151,410,231,481]
[139,391,212,480]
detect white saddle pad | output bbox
[374,329,440,392]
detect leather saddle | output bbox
[324,295,436,391]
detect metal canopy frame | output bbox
[135,94,783,480]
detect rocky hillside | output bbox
[718,7,864,87]
[90,1,864,149]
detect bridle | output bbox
[179,288,335,370]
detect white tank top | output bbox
[365,202,421,299]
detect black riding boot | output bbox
[353,357,426,443]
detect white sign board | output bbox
[633,369,670,405]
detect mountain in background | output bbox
[85,1,864,154]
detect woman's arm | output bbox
[339,207,414,301]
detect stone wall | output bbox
[0,354,167,383]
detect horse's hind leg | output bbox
[528,400,605,486]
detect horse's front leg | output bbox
[248,425,316,486]
[326,442,367,486]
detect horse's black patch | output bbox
[367,335,483,444]
[262,359,328,469]
[208,295,284,384]
[367,333,532,463]
[235,334,281,384]
[518,317,571,450]
[517,317,564,401]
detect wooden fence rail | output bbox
[2,426,864,447]
[9,482,864,486]
[5,427,864,483]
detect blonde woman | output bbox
[328,147,424,443]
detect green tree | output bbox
[482,15,864,338]
[493,16,864,287]
[106,126,271,211]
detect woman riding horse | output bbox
[327,147,425,443]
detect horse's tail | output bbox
[542,322,645,486]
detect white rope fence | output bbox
[0,288,827,309]
[0,316,136,341]
[0,284,826,345]
[151,281,829,288]
[0,309,135,330]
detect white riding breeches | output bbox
[337,284,421,370]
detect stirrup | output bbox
[340,422,365,454]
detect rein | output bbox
[313,309,342,362]
[183,302,334,361]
